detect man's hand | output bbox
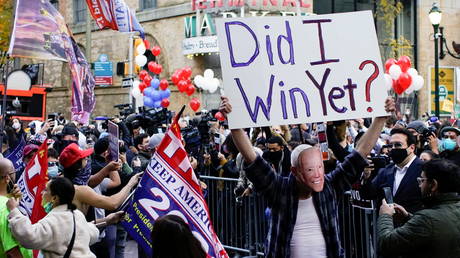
[427,134,439,154]
[393,203,409,217]
[379,199,395,216]
[384,97,396,114]
[219,96,232,118]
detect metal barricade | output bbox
[340,190,379,258]
[201,175,267,257]
[201,176,378,258]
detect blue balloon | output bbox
[153,101,162,108]
[144,87,155,98]
[161,88,171,99]
[151,90,161,101]
[143,96,155,107]
[150,78,160,89]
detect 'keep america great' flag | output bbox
[122,115,228,257]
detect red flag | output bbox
[17,141,48,223]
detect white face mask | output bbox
[12,122,20,130]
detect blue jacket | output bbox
[361,156,423,213]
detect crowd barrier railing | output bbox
[201,176,379,258]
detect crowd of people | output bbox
[0,94,460,257]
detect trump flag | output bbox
[17,141,48,223]
[85,0,145,38]
[122,113,228,257]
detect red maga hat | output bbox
[59,143,93,168]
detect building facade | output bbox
[36,0,459,120]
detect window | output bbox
[74,0,86,23]
[140,0,157,10]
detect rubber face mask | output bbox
[441,138,457,151]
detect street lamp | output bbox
[429,3,442,118]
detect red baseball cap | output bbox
[59,143,93,168]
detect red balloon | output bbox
[151,46,161,56]
[152,64,162,74]
[392,79,404,95]
[397,72,412,92]
[147,61,157,73]
[139,82,147,93]
[185,84,195,96]
[171,73,180,85]
[161,98,170,108]
[214,111,225,121]
[139,70,148,81]
[189,98,200,112]
[384,58,397,73]
[159,79,169,90]
[183,67,192,78]
[177,80,188,92]
[143,75,152,86]
[143,40,150,50]
[397,56,411,73]
[179,68,189,80]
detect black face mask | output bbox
[263,150,283,164]
[389,148,408,164]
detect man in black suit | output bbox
[360,128,423,214]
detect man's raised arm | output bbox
[219,96,256,163]
[355,97,395,158]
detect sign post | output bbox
[216,11,388,129]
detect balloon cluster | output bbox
[131,41,170,108]
[170,67,201,111]
[134,39,161,67]
[384,56,424,95]
[193,69,220,93]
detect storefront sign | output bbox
[182,36,219,55]
[429,66,456,116]
[216,11,388,129]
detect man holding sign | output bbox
[220,96,394,257]
[216,11,394,257]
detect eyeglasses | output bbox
[417,177,429,185]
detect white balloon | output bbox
[204,69,214,79]
[202,79,211,90]
[193,75,205,89]
[136,44,146,55]
[133,80,140,89]
[405,84,415,95]
[407,68,418,78]
[135,55,147,67]
[384,74,393,91]
[209,78,219,93]
[389,64,402,80]
[131,87,141,98]
[413,75,424,91]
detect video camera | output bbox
[125,107,173,135]
[114,103,134,118]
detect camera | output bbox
[114,103,134,118]
[422,126,437,140]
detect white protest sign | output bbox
[216,11,388,129]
